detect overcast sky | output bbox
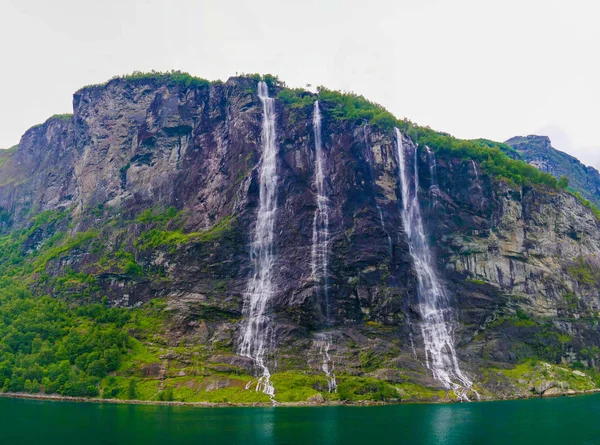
[1,0,599,168]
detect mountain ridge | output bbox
[0,72,598,404]
[506,134,600,208]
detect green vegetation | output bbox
[313,87,559,189]
[80,70,211,90]
[49,114,73,121]
[558,175,569,189]
[498,360,596,392]
[0,146,17,170]
[472,138,521,159]
[336,377,397,402]
[466,278,487,285]
[277,88,315,108]
[2,72,600,404]
[136,206,180,223]
[135,213,234,252]
[0,283,139,397]
[571,191,600,219]
[567,257,600,286]
[239,73,281,90]
[301,86,600,219]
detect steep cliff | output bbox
[0,73,599,403]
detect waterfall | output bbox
[471,160,480,182]
[315,333,337,392]
[239,81,279,399]
[394,128,473,399]
[311,101,338,392]
[311,100,330,321]
[377,204,393,256]
[426,147,439,193]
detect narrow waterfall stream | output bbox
[315,333,337,392]
[311,100,330,320]
[426,146,440,198]
[394,129,473,399]
[311,100,337,392]
[239,81,279,400]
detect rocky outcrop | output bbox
[1,74,600,397]
[506,135,600,207]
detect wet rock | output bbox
[307,393,325,404]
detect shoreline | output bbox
[2,388,600,408]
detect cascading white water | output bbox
[311,101,337,391]
[315,333,337,392]
[426,147,440,195]
[311,100,331,320]
[239,81,279,399]
[471,160,479,182]
[394,128,473,399]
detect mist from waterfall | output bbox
[394,128,473,398]
[239,81,279,399]
[311,100,330,322]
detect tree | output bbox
[87,359,107,378]
[128,379,137,400]
[558,175,569,189]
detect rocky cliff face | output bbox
[506,135,600,208]
[1,75,599,401]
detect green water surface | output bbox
[1,394,599,444]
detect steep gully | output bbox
[240,82,472,400]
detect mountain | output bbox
[506,135,600,208]
[0,72,599,404]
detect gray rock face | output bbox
[506,135,600,208]
[1,76,600,393]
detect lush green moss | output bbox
[337,376,397,402]
[135,214,235,251]
[270,372,324,402]
[32,230,97,273]
[498,360,596,392]
[135,206,180,223]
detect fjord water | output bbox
[4,395,600,445]
[239,81,279,398]
[395,129,473,396]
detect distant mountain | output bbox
[505,135,600,207]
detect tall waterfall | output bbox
[239,81,279,399]
[311,100,330,321]
[394,128,473,398]
[311,101,337,392]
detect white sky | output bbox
[1,0,599,168]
